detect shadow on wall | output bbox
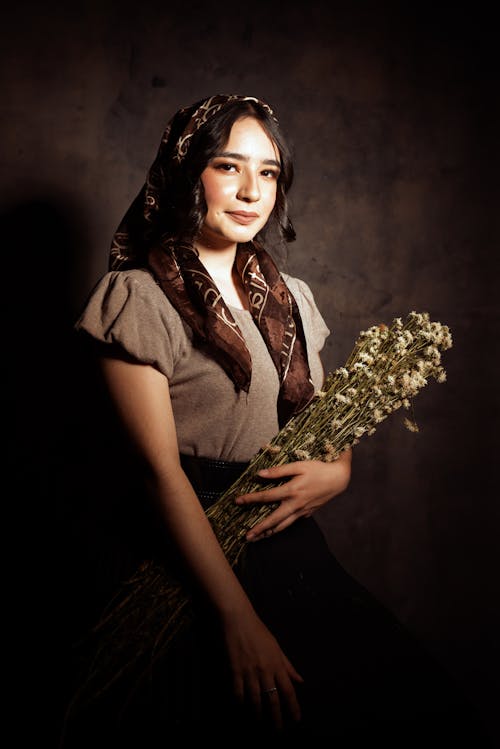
[3,192,86,477]
[2,193,91,745]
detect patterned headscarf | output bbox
[109,94,315,426]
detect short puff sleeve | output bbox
[283,274,330,353]
[74,269,186,380]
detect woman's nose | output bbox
[237,170,260,202]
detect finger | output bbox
[262,684,283,731]
[275,676,301,724]
[247,679,264,721]
[284,654,305,684]
[257,463,304,479]
[279,659,304,723]
[236,482,294,505]
[246,505,294,540]
[247,511,299,541]
[247,504,290,531]
[265,665,303,728]
[232,672,245,703]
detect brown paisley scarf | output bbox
[109,94,315,426]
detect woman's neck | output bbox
[195,243,249,311]
[196,244,237,283]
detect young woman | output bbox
[62,95,485,747]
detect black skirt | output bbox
[60,455,489,748]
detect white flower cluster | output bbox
[255,311,452,465]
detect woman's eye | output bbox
[216,162,237,172]
[261,169,278,179]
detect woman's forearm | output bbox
[148,465,256,622]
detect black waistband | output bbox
[179,453,250,509]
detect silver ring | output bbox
[263,686,278,694]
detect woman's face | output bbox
[198,116,280,250]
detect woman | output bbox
[62,94,485,747]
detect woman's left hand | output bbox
[235,449,352,541]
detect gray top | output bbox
[76,268,330,462]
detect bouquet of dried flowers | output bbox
[68,310,452,713]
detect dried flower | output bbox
[404,417,420,433]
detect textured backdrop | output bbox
[2,1,498,744]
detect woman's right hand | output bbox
[222,610,304,731]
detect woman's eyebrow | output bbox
[215,151,281,169]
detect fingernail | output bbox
[246,532,255,541]
[258,469,269,476]
[235,498,243,504]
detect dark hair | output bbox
[161,99,296,247]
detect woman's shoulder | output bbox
[75,266,185,341]
[77,267,179,320]
[87,267,162,299]
[75,267,187,379]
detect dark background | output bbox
[3,1,498,745]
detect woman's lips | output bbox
[226,211,259,225]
